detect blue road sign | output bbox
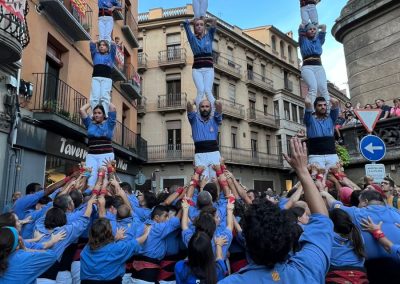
[359,135,386,162]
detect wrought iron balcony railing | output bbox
[122,8,139,47]
[219,98,245,120]
[157,93,187,112]
[247,108,280,129]
[246,70,274,92]
[138,52,148,72]
[213,52,241,79]
[158,48,186,69]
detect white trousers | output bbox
[194,151,221,179]
[98,16,114,42]
[90,76,112,115]
[37,271,72,284]
[71,261,80,284]
[85,152,115,188]
[301,4,318,26]
[309,154,339,170]
[192,67,215,110]
[192,0,208,18]
[301,65,330,105]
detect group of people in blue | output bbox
[1,1,400,284]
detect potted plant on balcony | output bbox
[336,143,350,167]
[43,100,58,113]
[58,109,71,119]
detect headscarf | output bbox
[3,226,19,253]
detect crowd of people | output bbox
[1,1,400,284]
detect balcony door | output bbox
[251,132,258,160]
[44,59,60,111]
[167,120,182,159]
[166,76,181,107]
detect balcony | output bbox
[157,93,187,114]
[113,121,147,161]
[284,80,293,92]
[138,52,148,73]
[137,97,147,117]
[247,109,280,129]
[112,2,123,21]
[340,117,400,165]
[31,72,88,136]
[38,0,92,41]
[0,5,30,63]
[213,53,242,80]
[31,73,148,161]
[219,98,245,120]
[121,9,139,48]
[112,63,127,82]
[120,63,141,101]
[158,48,186,70]
[146,143,283,168]
[246,70,274,93]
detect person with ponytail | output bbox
[326,208,367,284]
[0,226,65,284]
[175,231,228,283]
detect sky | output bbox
[139,0,349,94]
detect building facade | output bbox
[332,0,400,107]
[137,4,306,193]
[0,0,147,210]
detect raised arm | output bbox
[215,236,228,261]
[283,138,328,216]
[79,103,91,119]
[181,198,190,231]
[283,183,303,210]
[109,102,116,112]
[361,217,395,253]
[187,101,194,113]
[226,199,234,232]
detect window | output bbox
[271,35,276,51]
[137,123,141,138]
[166,33,181,60]
[286,135,293,155]
[284,71,289,88]
[247,57,254,79]
[254,180,274,194]
[231,126,238,148]
[213,83,220,99]
[284,101,290,120]
[263,97,268,115]
[280,41,285,57]
[251,132,258,158]
[228,83,236,102]
[288,46,293,62]
[166,74,181,106]
[274,101,279,117]
[261,64,266,82]
[227,47,234,67]
[266,135,271,154]
[291,104,298,123]
[277,135,283,155]
[44,40,63,106]
[138,38,143,52]
[167,120,181,152]
[299,106,305,123]
[249,100,256,119]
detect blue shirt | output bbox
[82,111,116,139]
[128,194,152,222]
[98,0,121,10]
[90,42,117,67]
[332,201,400,262]
[0,250,57,284]
[12,190,44,219]
[80,239,140,280]
[175,259,228,283]
[298,27,326,59]
[218,214,333,284]
[188,111,222,142]
[21,207,48,239]
[331,232,364,268]
[183,20,216,56]
[304,108,339,138]
[182,227,233,260]
[139,217,181,260]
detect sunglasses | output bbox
[381,182,389,185]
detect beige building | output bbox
[136,4,306,193]
[0,0,145,208]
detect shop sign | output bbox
[46,132,88,162]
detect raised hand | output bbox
[283,138,308,171]
[115,227,126,241]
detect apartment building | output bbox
[0,0,146,209]
[136,4,306,193]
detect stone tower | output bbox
[332,0,400,106]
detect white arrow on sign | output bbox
[365,143,383,154]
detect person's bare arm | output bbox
[181,199,190,231]
[283,138,328,216]
[205,17,217,27]
[284,183,303,210]
[330,98,339,109]
[215,100,222,114]
[361,217,394,253]
[187,101,194,113]
[226,200,234,232]
[80,103,91,119]
[319,24,327,32]
[109,102,116,112]
[162,187,185,206]
[305,96,313,110]
[97,195,106,218]
[215,236,227,261]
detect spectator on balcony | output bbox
[364,104,374,110]
[390,98,400,117]
[300,0,320,26]
[381,176,399,209]
[375,99,391,120]
[98,0,121,42]
[79,103,116,189]
[342,112,357,127]
[192,0,208,19]
[299,23,330,107]
[304,96,340,170]
[89,40,116,116]
[187,100,222,179]
[183,17,217,112]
